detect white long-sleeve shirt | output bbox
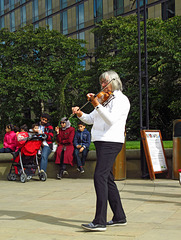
[79,90,130,143]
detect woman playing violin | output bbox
[72,70,130,232]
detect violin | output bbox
[69,91,112,120]
[69,78,115,119]
[93,91,113,104]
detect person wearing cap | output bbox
[55,117,75,179]
[72,70,130,232]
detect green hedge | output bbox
[0,141,173,151]
[89,141,173,150]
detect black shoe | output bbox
[27,175,32,180]
[80,166,84,174]
[57,170,63,179]
[57,173,62,179]
[63,170,68,175]
[106,219,127,226]
[81,222,106,231]
[11,151,19,159]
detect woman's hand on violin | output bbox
[72,107,83,118]
[87,93,100,108]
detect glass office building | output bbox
[0,0,180,68]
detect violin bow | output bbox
[67,78,115,120]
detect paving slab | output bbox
[0,178,181,240]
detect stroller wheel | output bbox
[7,173,17,181]
[7,173,11,181]
[20,173,27,183]
[39,170,47,181]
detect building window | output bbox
[4,0,9,12]
[9,0,14,10]
[46,0,52,16]
[33,0,39,22]
[10,11,15,31]
[94,0,103,23]
[0,16,4,29]
[77,31,85,46]
[94,33,102,49]
[0,0,4,16]
[21,5,26,27]
[77,31,86,69]
[114,0,124,16]
[162,0,175,20]
[137,0,148,6]
[137,0,148,18]
[46,16,52,30]
[60,10,68,35]
[60,0,67,10]
[76,2,84,30]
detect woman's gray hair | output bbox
[99,70,123,91]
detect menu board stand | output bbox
[141,130,169,180]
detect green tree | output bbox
[0,25,87,130]
[89,15,181,139]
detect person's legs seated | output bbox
[0,148,12,153]
[57,151,68,179]
[40,146,52,173]
[74,148,84,172]
[0,148,5,153]
[81,148,89,166]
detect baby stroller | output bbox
[7,134,47,183]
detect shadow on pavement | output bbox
[0,210,89,230]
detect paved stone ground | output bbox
[0,178,181,240]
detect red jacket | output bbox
[55,126,75,166]
[3,131,17,151]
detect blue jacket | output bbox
[73,128,91,149]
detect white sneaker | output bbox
[63,170,68,175]
[27,176,32,180]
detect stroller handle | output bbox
[29,134,47,141]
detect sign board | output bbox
[141,130,169,180]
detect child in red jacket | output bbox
[16,124,29,150]
[0,124,17,153]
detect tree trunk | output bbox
[41,100,45,113]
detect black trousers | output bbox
[59,150,66,173]
[93,141,126,225]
